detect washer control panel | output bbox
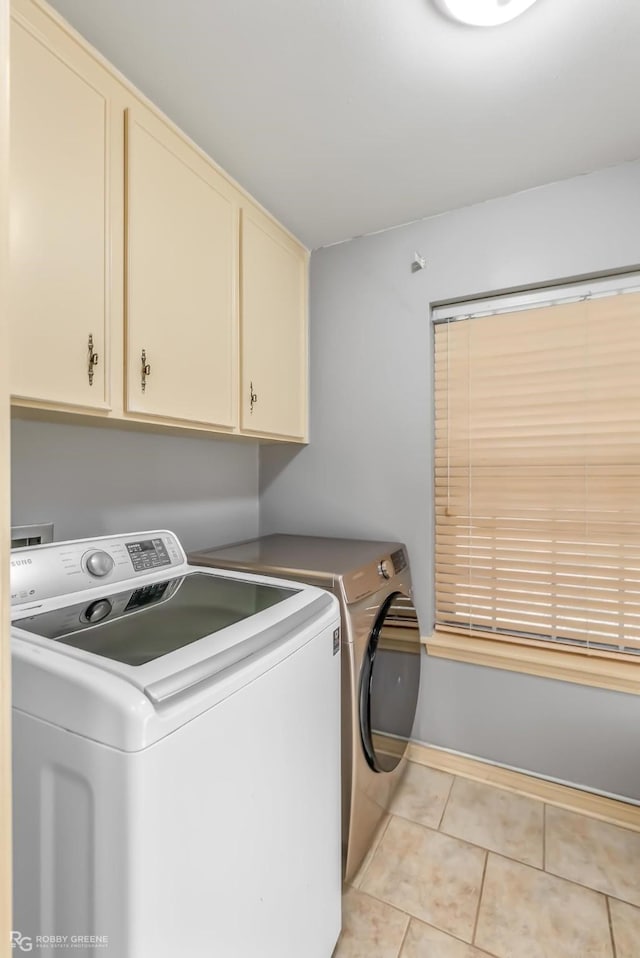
[126,538,171,573]
[10,530,185,607]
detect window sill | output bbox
[424,631,640,695]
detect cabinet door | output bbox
[10,14,110,408]
[240,206,308,440]
[125,107,237,427]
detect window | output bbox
[431,274,640,693]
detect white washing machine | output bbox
[10,530,341,958]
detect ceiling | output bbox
[47,0,640,249]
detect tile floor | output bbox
[333,761,640,958]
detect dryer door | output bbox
[359,591,421,772]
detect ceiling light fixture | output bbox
[433,0,540,27]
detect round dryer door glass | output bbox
[360,591,421,772]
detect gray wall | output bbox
[11,418,259,552]
[260,160,640,800]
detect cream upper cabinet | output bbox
[10,0,309,441]
[125,106,238,428]
[240,205,308,441]
[10,8,110,409]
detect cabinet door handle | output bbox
[141,349,151,392]
[87,334,99,386]
[250,381,258,413]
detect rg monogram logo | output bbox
[11,932,33,952]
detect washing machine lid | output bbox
[13,571,298,667]
[11,533,338,751]
[12,571,335,751]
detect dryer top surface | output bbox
[189,534,404,580]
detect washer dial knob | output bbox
[84,550,115,578]
[82,598,112,623]
[378,559,393,580]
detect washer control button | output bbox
[378,559,393,580]
[84,550,115,578]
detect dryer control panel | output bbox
[10,531,185,607]
[342,547,408,604]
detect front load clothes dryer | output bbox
[189,534,422,883]
[10,530,341,958]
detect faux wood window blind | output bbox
[434,288,640,656]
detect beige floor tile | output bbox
[545,806,640,906]
[333,887,409,958]
[608,897,640,958]
[440,777,544,867]
[351,814,391,890]
[475,854,613,958]
[360,815,486,943]
[390,762,454,830]
[400,919,492,957]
